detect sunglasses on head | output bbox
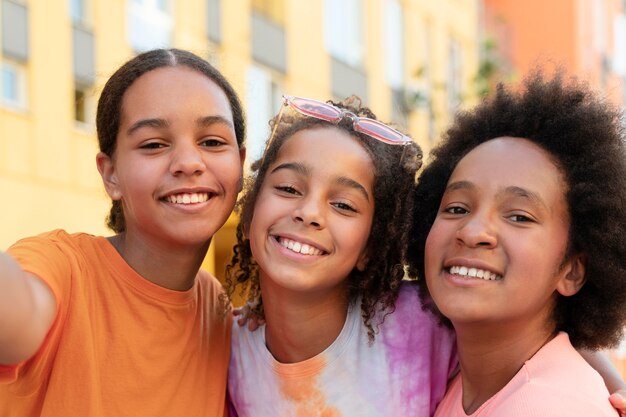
[278,95,412,146]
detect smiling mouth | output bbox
[447,265,502,281]
[164,192,212,205]
[275,236,326,256]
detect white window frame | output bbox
[69,0,90,25]
[384,0,404,89]
[128,0,173,52]
[447,37,463,114]
[74,84,96,127]
[613,13,626,76]
[245,64,284,170]
[1,60,27,110]
[324,0,364,68]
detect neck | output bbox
[453,317,557,414]
[261,279,350,364]
[108,232,210,291]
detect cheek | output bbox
[424,222,444,262]
[216,155,244,188]
[248,197,271,242]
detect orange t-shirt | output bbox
[0,230,231,417]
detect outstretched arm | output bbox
[579,349,626,416]
[0,252,56,365]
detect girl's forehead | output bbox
[449,137,567,201]
[119,66,233,125]
[276,126,371,163]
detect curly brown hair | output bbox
[96,48,246,233]
[407,72,626,349]
[225,96,423,340]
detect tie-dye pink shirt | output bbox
[228,283,457,417]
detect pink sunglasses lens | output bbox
[290,97,342,121]
[356,119,409,144]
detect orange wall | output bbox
[484,0,577,77]
[483,0,624,105]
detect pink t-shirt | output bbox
[229,283,457,417]
[434,332,617,417]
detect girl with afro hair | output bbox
[408,72,626,416]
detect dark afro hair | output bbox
[224,96,422,341]
[407,72,626,349]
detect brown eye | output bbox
[444,206,467,215]
[332,202,357,212]
[140,142,166,149]
[200,138,224,147]
[275,186,299,195]
[508,214,533,223]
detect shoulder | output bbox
[7,230,101,293]
[497,384,617,416]
[525,333,610,386]
[195,269,231,324]
[196,268,225,293]
[389,282,453,337]
[9,229,95,251]
[493,334,616,416]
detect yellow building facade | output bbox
[0,0,479,280]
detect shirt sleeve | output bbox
[1,231,72,384]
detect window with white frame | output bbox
[128,0,173,52]
[324,0,364,68]
[245,65,283,169]
[74,84,96,125]
[447,37,462,114]
[69,0,88,24]
[614,13,626,76]
[384,0,403,89]
[1,60,27,109]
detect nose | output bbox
[170,143,205,176]
[293,195,325,229]
[456,211,497,248]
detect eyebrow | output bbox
[271,162,310,176]
[270,162,370,201]
[503,185,548,210]
[126,118,169,136]
[336,176,370,201]
[196,115,234,130]
[126,115,234,136]
[445,180,474,193]
[445,181,547,209]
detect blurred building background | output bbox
[0,0,481,272]
[1,0,626,369]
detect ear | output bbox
[555,253,586,297]
[96,152,122,200]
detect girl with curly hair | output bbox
[408,73,626,416]
[225,95,457,416]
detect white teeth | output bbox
[448,265,502,281]
[278,238,323,256]
[167,193,209,204]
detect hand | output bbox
[232,301,264,331]
[610,390,626,416]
